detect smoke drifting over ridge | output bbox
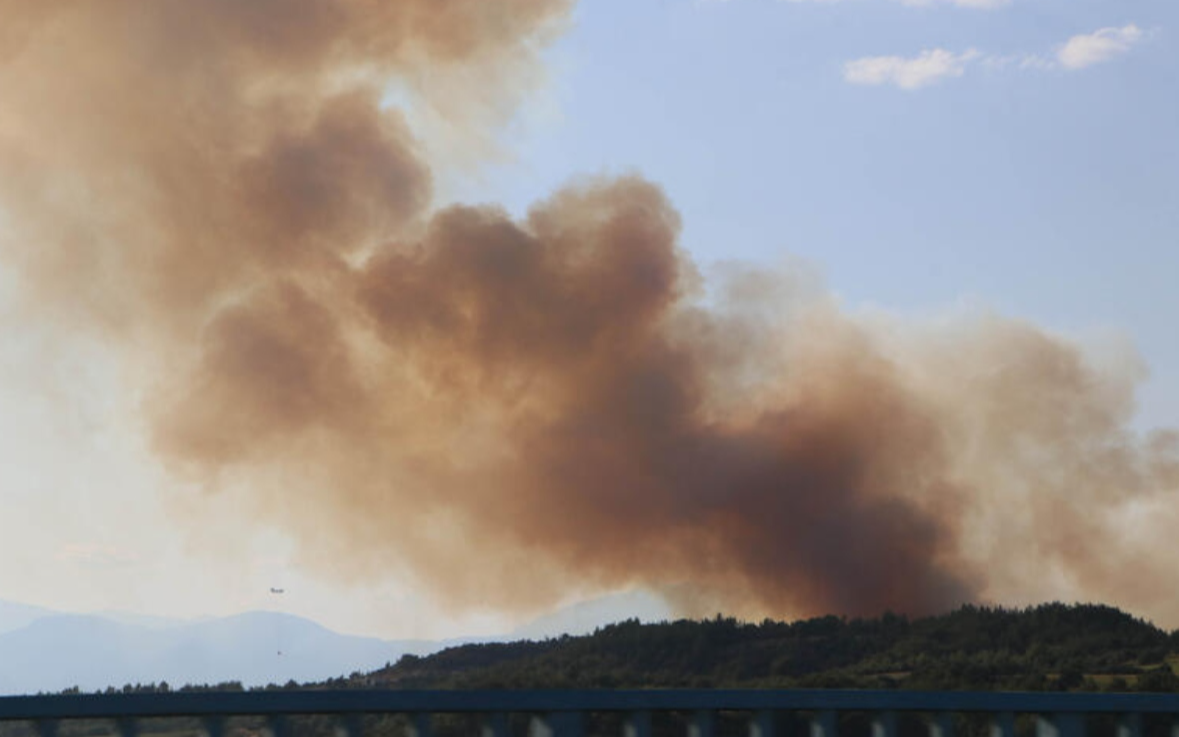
[1,1,1177,622]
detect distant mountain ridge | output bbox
[0,604,451,695]
[0,590,668,695]
[507,590,672,641]
[0,600,56,635]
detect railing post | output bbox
[204,717,227,737]
[1117,715,1142,737]
[559,712,585,737]
[334,716,360,737]
[872,712,897,737]
[1037,713,1085,737]
[269,715,292,737]
[530,712,584,737]
[482,713,509,737]
[625,711,652,737]
[810,711,838,737]
[927,713,953,737]
[690,711,715,737]
[407,713,432,737]
[991,712,1015,737]
[35,721,59,737]
[118,718,139,737]
[750,711,775,737]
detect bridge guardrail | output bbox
[1,689,1176,737]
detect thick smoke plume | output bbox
[1,1,1177,622]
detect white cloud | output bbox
[783,0,1011,8]
[1057,24,1144,70]
[843,23,1147,90]
[843,48,980,90]
[898,0,1011,6]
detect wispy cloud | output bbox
[898,0,1011,7]
[782,0,1012,8]
[844,49,980,89]
[844,23,1147,90]
[1056,25,1144,70]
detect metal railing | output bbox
[2,689,1178,737]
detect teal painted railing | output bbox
[1,689,1177,737]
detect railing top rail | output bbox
[3,689,1179,721]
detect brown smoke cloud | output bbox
[1,1,1177,623]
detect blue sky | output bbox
[447,0,1179,429]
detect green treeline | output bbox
[362,603,1179,692]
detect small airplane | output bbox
[270,587,285,594]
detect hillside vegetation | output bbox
[13,605,1179,737]
[356,603,1179,692]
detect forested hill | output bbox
[357,604,1179,693]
